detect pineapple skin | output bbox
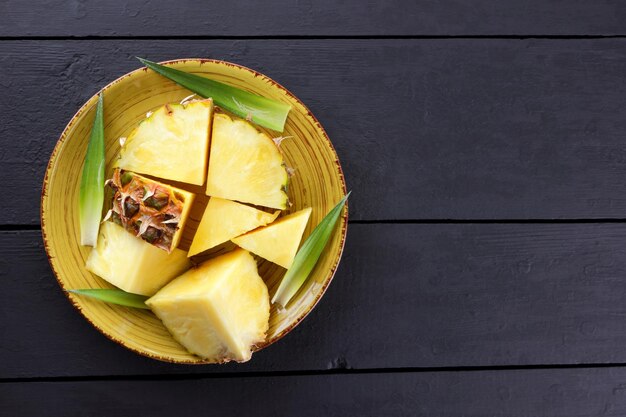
[232,207,312,269]
[86,222,192,296]
[146,249,270,362]
[206,113,289,210]
[188,197,280,257]
[115,100,213,186]
[105,169,195,252]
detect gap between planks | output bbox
[4,362,626,384]
[6,219,626,232]
[1,35,626,41]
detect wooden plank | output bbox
[4,367,626,416]
[5,39,626,224]
[1,0,625,37]
[5,223,626,378]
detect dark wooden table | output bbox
[4,1,626,415]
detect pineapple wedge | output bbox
[116,100,213,186]
[188,197,280,257]
[206,113,288,209]
[146,249,270,362]
[105,169,195,252]
[86,222,192,296]
[232,207,312,269]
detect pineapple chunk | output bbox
[86,222,191,296]
[232,207,312,269]
[106,169,195,252]
[146,249,270,362]
[188,197,280,257]
[116,100,213,186]
[206,113,288,209]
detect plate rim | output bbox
[40,58,349,364]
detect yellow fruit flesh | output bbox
[115,100,213,186]
[86,222,192,296]
[161,179,195,251]
[146,249,270,362]
[188,197,280,257]
[206,113,288,209]
[232,207,312,269]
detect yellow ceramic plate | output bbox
[41,59,348,363]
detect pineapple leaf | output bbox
[272,192,350,308]
[136,58,291,132]
[79,93,105,246]
[67,289,150,309]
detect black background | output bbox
[3,1,626,415]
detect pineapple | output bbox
[232,207,312,269]
[86,222,191,296]
[188,197,280,257]
[146,249,270,362]
[206,113,288,209]
[115,100,213,185]
[105,169,195,252]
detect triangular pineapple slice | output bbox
[206,113,288,209]
[86,222,192,296]
[146,249,270,362]
[232,207,312,269]
[188,197,280,257]
[115,100,213,186]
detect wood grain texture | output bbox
[5,368,626,416]
[6,223,626,378]
[5,39,626,224]
[1,0,625,37]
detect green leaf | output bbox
[79,94,105,246]
[272,192,351,308]
[137,58,291,132]
[67,289,150,309]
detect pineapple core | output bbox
[232,207,312,269]
[86,222,192,296]
[146,249,270,362]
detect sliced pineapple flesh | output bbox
[115,100,213,186]
[146,249,270,362]
[86,222,192,296]
[206,113,288,209]
[188,197,280,257]
[232,207,312,269]
[105,169,195,252]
